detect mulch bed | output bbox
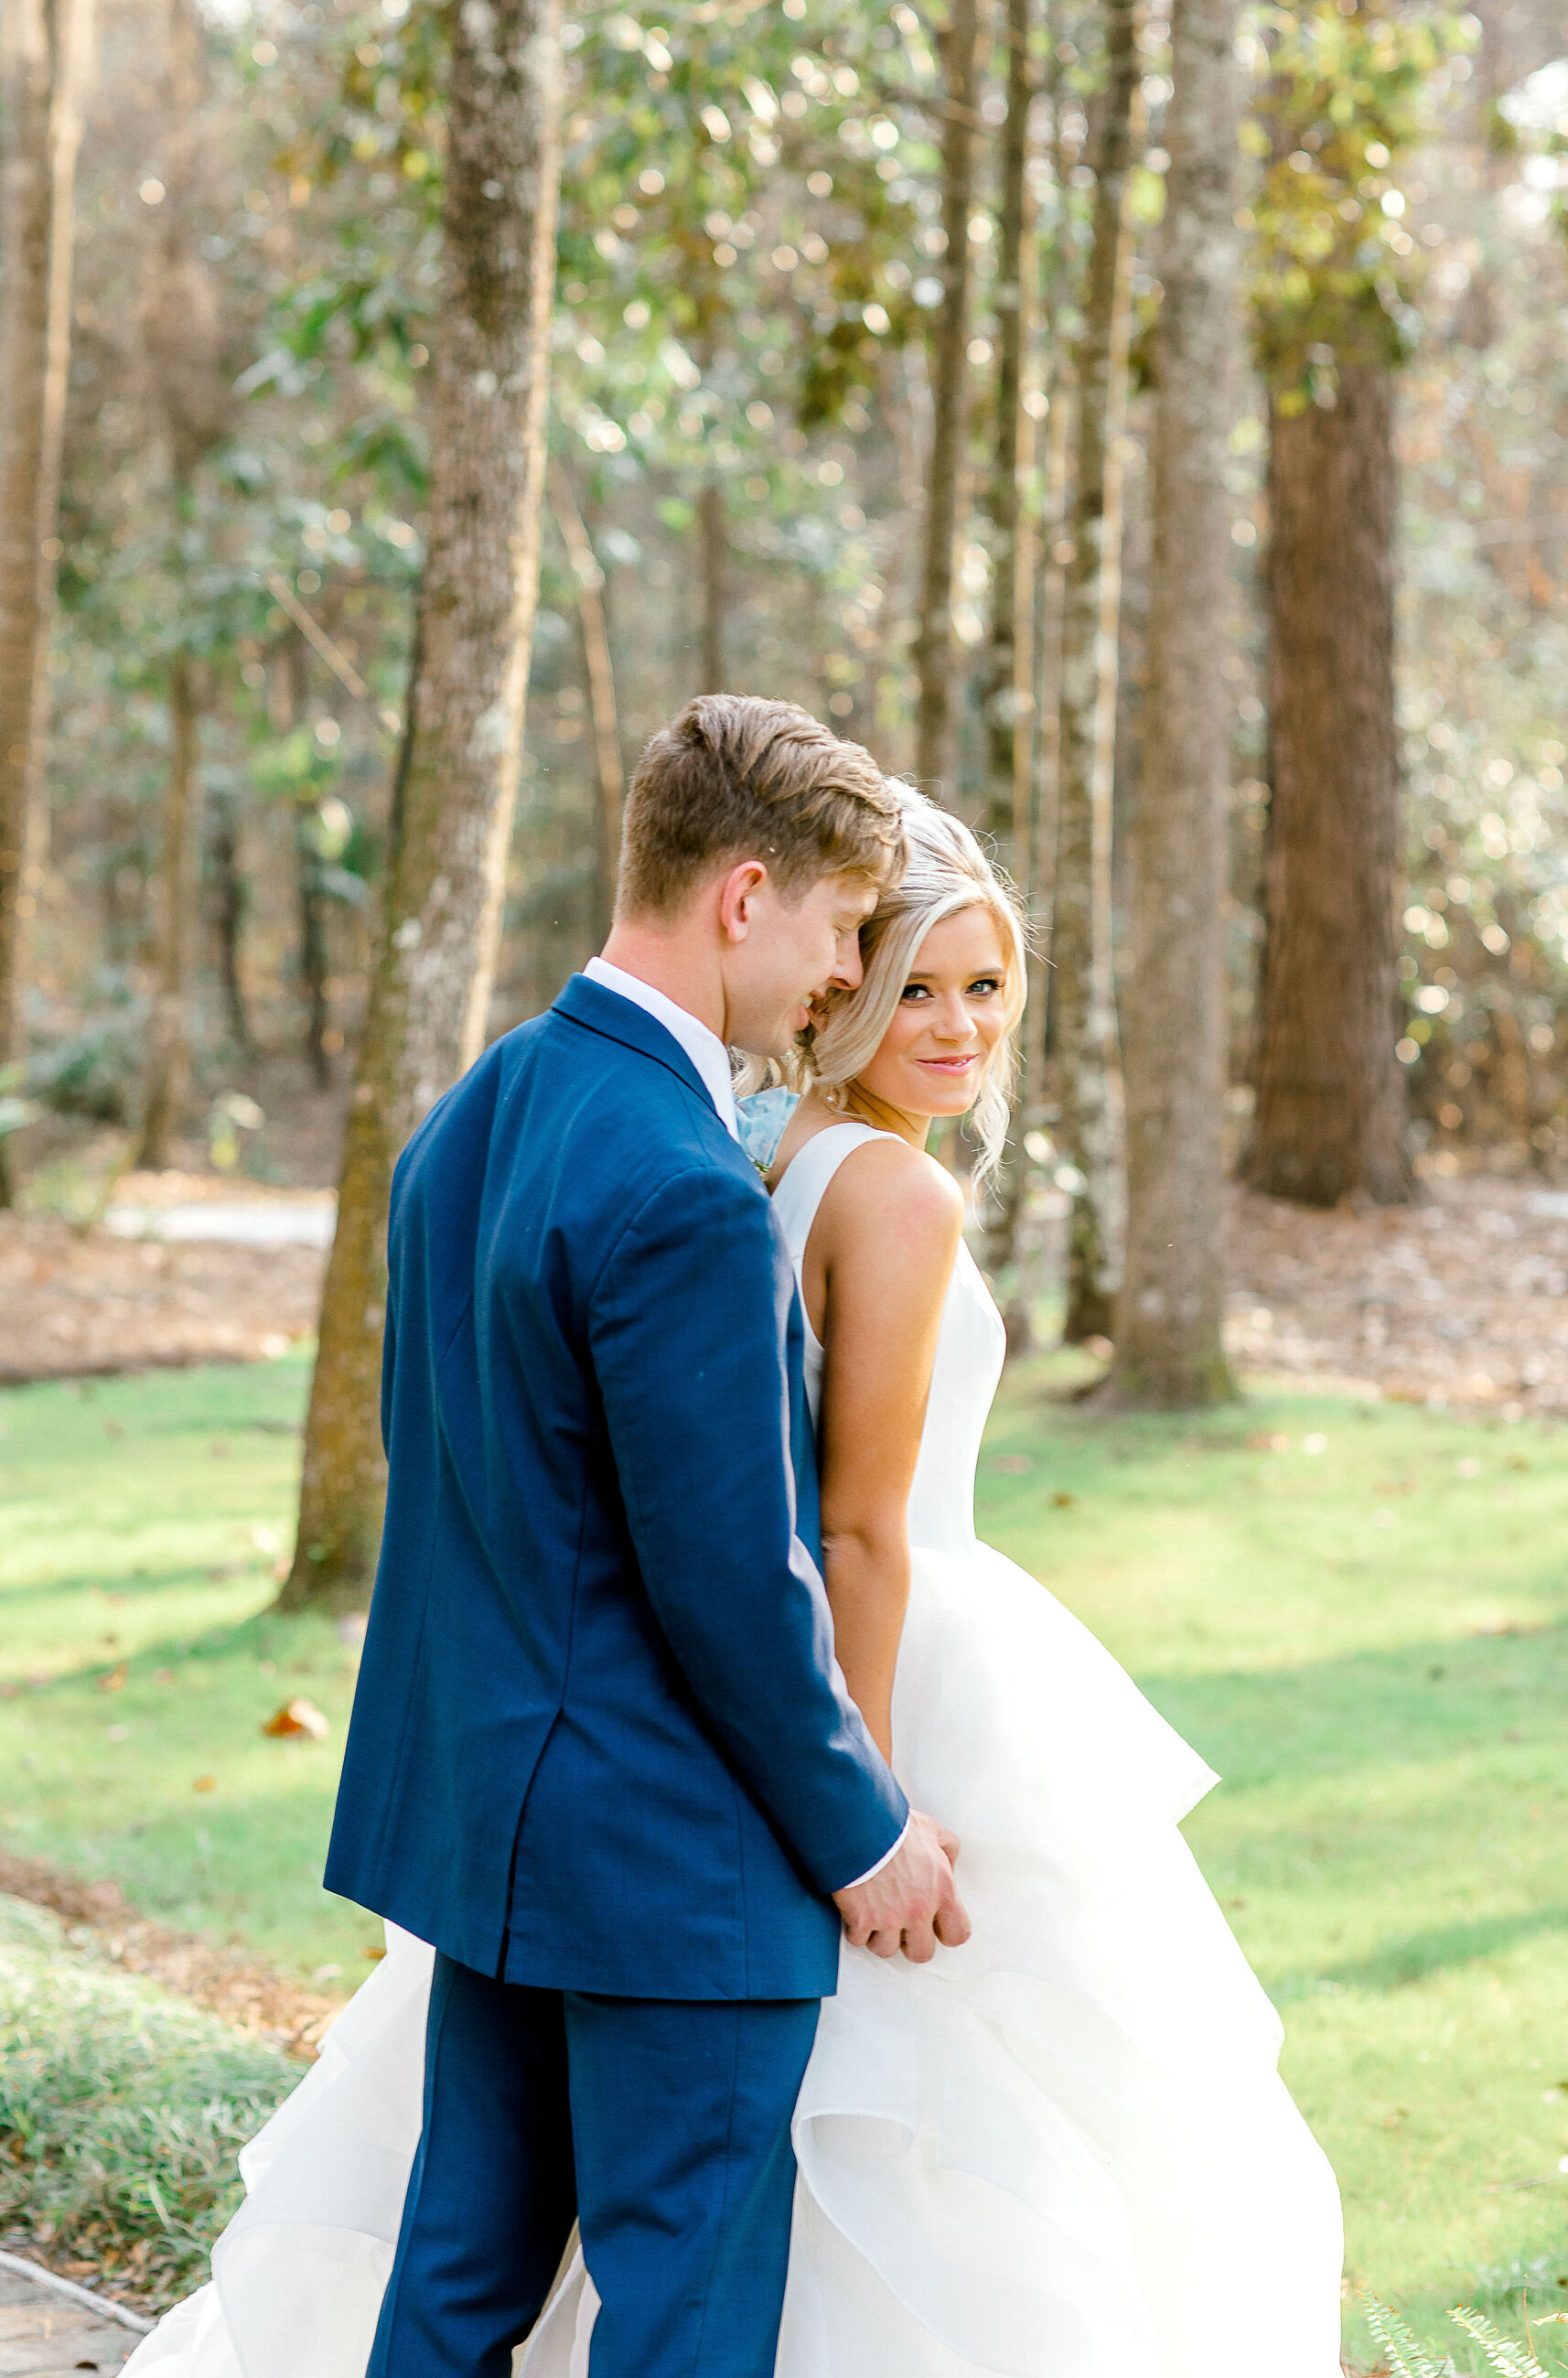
[0,1852,341,2062]
[1224,1163,1568,1415]
[0,1181,326,1384]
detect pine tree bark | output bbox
[551,462,622,939]
[0,0,92,1205]
[1051,0,1140,1343]
[913,0,981,796]
[973,0,1037,1322]
[984,46,1076,1349]
[1245,368,1410,1205]
[282,0,565,1614]
[1097,0,1240,1410]
[134,0,227,1165]
[136,653,202,1167]
[980,0,1035,863]
[297,813,334,1089]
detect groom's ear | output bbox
[716,859,771,945]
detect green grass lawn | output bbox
[0,1354,376,1984]
[983,1360,1568,2369]
[1,1350,1565,2364]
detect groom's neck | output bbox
[598,920,726,1041]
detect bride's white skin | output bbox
[770,903,1011,1959]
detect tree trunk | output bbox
[1245,369,1410,1205]
[698,476,725,694]
[134,0,226,1164]
[980,0,1035,864]
[551,461,623,939]
[972,0,1037,1323]
[983,39,1076,1350]
[1097,0,1240,1411]
[0,0,92,1205]
[279,633,334,1088]
[209,793,252,1056]
[135,653,201,1168]
[1051,0,1140,1344]
[913,0,981,796]
[282,0,565,1615]
[297,813,333,1090]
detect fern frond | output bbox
[1362,2294,1449,2378]
[1448,2307,1550,2378]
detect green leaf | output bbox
[1362,2295,1448,2378]
[1448,2308,1551,2378]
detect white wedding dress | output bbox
[127,1121,1343,2378]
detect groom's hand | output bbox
[833,1810,971,1964]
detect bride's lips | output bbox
[917,1054,977,1074]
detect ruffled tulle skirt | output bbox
[126,1538,1343,2378]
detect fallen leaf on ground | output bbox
[262,1696,329,1741]
[193,1774,217,1792]
[98,1662,127,1693]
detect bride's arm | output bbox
[809,1141,964,1763]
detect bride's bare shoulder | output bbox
[819,1135,964,1261]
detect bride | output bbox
[128,794,1343,2378]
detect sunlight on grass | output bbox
[983,1361,1568,2368]
[0,1357,381,1981]
[1,1352,1566,2362]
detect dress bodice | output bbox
[769,1123,1007,1555]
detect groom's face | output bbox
[723,868,877,1059]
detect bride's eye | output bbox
[900,983,932,1002]
[968,977,1003,998]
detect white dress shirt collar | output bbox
[583,956,740,1142]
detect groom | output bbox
[327,694,969,2378]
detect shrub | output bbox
[0,1897,295,2307]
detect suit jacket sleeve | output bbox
[588,1161,910,1897]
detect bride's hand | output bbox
[833,1809,972,1964]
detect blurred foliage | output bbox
[10,0,1567,1178]
[1246,0,1476,399]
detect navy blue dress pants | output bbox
[367,1953,822,2378]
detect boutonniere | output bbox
[736,1087,800,1176]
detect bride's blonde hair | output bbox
[792,791,1027,1189]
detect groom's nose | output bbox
[828,930,865,990]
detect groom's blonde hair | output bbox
[617,694,907,919]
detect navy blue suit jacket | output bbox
[325,973,908,2000]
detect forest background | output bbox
[2,0,1567,1417]
[2,0,1568,2367]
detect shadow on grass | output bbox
[0,1560,275,1626]
[1133,1619,1568,1787]
[1273,1902,1568,2001]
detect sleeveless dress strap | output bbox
[769,1122,888,1263]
